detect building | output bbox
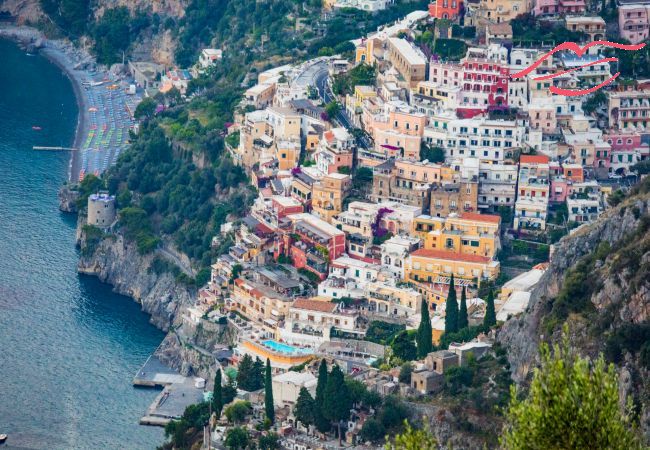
[564,16,606,41]
[281,213,347,279]
[618,1,650,44]
[198,48,223,69]
[88,193,116,229]
[311,173,352,223]
[514,155,550,231]
[271,371,317,408]
[428,0,464,19]
[425,116,524,163]
[380,235,421,279]
[473,0,533,25]
[232,268,303,329]
[416,212,502,258]
[478,162,518,209]
[160,69,192,95]
[533,0,585,15]
[315,128,355,175]
[486,22,513,44]
[429,179,479,217]
[406,248,501,284]
[366,280,423,316]
[386,38,427,87]
[411,350,459,394]
[282,297,360,345]
[608,88,650,131]
[327,0,394,10]
[567,197,601,223]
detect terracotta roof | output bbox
[411,249,492,264]
[520,155,549,164]
[459,212,501,224]
[292,298,338,313]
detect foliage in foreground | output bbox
[501,329,642,450]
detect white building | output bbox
[380,235,421,279]
[478,162,519,209]
[198,49,223,69]
[281,298,360,346]
[271,371,317,408]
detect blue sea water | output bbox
[0,38,164,449]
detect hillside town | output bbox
[79,0,650,448]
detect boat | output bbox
[32,126,42,131]
[0,434,7,443]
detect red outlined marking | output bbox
[510,40,646,96]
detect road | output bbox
[311,62,373,150]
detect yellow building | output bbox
[421,212,501,259]
[312,173,352,223]
[405,249,500,284]
[232,278,293,327]
[277,141,300,171]
[366,281,422,314]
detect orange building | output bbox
[428,0,463,20]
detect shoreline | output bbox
[0,24,91,182]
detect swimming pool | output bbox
[262,340,314,355]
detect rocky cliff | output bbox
[77,217,194,331]
[498,181,650,441]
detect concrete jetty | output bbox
[134,354,205,426]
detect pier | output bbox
[33,146,78,151]
[134,354,205,427]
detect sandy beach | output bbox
[0,24,139,183]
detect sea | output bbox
[0,38,164,449]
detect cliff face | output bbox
[77,218,194,331]
[498,189,650,440]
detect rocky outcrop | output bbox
[497,193,650,439]
[77,218,195,331]
[58,185,79,213]
[0,0,44,25]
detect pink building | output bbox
[534,0,585,15]
[618,3,650,44]
[550,177,569,203]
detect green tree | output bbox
[398,362,413,384]
[225,426,249,449]
[252,357,265,390]
[457,286,468,330]
[445,276,459,335]
[221,376,237,405]
[134,97,157,121]
[385,421,437,450]
[212,368,223,418]
[416,299,433,358]
[314,359,330,432]
[294,387,315,427]
[325,101,341,119]
[360,417,386,443]
[392,330,417,361]
[322,364,352,445]
[259,432,280,449]
[264,358,275,424]
[236,353,254,390]
[420,144,445,163]
[224,401,251,424]
[483,289,496,328]
[501,331,642,450]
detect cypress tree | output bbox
[484,289,496,328]
[445,275,459,335]
[252,357,265,390]
[294,387,315,427]
[264,358,275,424]
[322,365,352,445]
[314,359,330,432]
[236,354,254,391]
[212,368,223,418]
[416,299,433,358]
[458,286,468,330]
